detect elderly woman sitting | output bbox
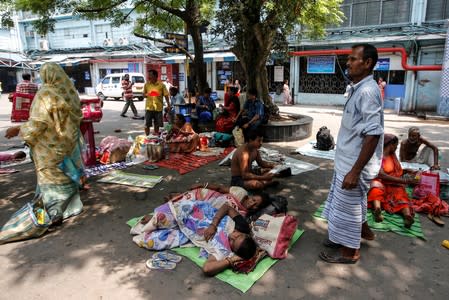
[367,134,418,228]
[165,114,199,153]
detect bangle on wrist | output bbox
[204,182,208,189]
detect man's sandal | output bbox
[145,258,176,270]
[152,251,182,263]
[319,251,358,264]
[322,238,343,249]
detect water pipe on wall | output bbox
[289,47,442,71]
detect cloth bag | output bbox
[251,214,297,259]
[0,197,51,244]
[413,171,440,198]
[232,126,245,147]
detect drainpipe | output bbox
[289,47,442,71]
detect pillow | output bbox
[252,214,297,259]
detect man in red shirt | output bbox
[120,74,142,119]
[15,73,38,94]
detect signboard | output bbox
[307,56,336,74]
[374,58,390,71]
[178,73,185,81]
[164,32,188,53]
[274,66,284,82]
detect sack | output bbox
[0,198,51,245]
[214,132,233,148]
[314,126,335,151]
[252,214,297,259]
[413,171,440,198]
[232,126,245,147]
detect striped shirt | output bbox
[15,80,38,94]
[121,80,133,100]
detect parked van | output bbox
[96,72,145,101]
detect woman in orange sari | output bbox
[165,114,199,153]
[367,134,418,228]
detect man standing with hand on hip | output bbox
[320,44,384,264]
[143,69,170,135]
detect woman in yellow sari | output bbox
[5,63,84,225]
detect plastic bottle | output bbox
[442,240,449,250]
[164,142,170,160]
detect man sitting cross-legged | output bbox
[230,128,279,190]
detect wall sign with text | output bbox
[307,56,336,74]
[374,58,390,71]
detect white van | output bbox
[96,72,145,101]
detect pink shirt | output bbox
[0,153,15,162]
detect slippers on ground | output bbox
[152,251,182,263]
[319,251,358,264]
[146,258,177,270]
[322,238,343,249]
[428,213,445,226]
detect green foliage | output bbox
[214,0,343,52]
[0,0,14,28]
[11,0,215,37]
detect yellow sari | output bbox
[20,63,84,221]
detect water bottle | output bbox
[164,142,170,160]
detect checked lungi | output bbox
[322,172,370,249]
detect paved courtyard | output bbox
[0,94,448,299]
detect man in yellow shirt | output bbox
[143,69,170,135]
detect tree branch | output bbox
[76,0,128,13]
[133,31,194,61]
[149,0,187,20]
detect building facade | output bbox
[288,0,448,113]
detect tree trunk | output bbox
[234,27,279,117]
[189,25,208,95]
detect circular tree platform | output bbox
[262,113,313,142]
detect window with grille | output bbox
[339,0,411,27]
[426,0,449,21]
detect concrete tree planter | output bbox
[262,113,313,142]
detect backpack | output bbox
[314,126,335,151]
[248,195,289,222]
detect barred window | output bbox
[426,0,449,21]
[339,0,411,27]
[298,56,348,94]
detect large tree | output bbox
[214,0,343,109]
[12,0,215,94]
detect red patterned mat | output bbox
[144,147,234,175]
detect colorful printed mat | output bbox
[97,170,163,188]
[313,203,425,239]
[146,148,232,175]
[126,216,303,293]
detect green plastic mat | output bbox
[313,203,425,239]
[127,217,304,293]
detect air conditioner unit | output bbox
[103,38,114,47]
[118,37,129,46]
[39,39,49,51]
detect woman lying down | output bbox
[131,185,270,276]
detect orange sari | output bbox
[367,154,412,213]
